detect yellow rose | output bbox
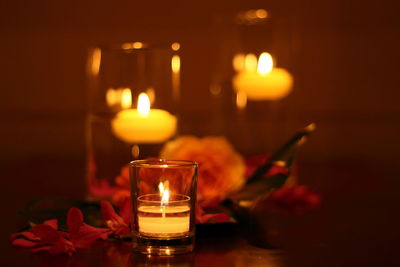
[160,136,246,202]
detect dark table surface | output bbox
[1,157,400,266]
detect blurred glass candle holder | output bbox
[86,42,180,199]
[130,160,198,255]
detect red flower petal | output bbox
[31,245,51,253]
[101,201,121,222]
[43,219,58,230]
[119,198,132,225]
[70,224,110,248]
[10,231,40,242]
[30,225,61,243]
[48,238,76,256]
[67,208,84,235]
[11,238,39,248]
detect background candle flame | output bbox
[137,93,150,115]
[257,52,273,74]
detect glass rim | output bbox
[94,41,180,52]
[137,193,191,204]
[130,159,198,168]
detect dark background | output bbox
[1,0,400,265]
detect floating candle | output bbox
[233,52,293,101]
[111,92,177,144]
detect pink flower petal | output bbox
[67,208,83,235]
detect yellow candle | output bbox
[232,52,293,101]
[138,205,190,235]
[111,92,177,144]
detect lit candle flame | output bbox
[257,52,273,74]
[158,181,170,206]
[161,189,170,206]
[137,93,150,116]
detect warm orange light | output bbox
[90,48,101,76]
[137,93,150,116]
[171,42,180,51]
[233,53,245,72]
[209,84,221,96]
[256,9,268,18]
[121,42,144,50]
[159,181,170,206]
[121,88,132,109]
[146,87,155,105]
[133,42,143,49]
[244,53,258,72]
[106,88,117,106]
[257,52,273,74]
[236,91,247,109]
[171,55,180,73]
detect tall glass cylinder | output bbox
[86,42,180,199]
[211,9,294,155]
[130,159,198,255]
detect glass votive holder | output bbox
[130,159,198,256]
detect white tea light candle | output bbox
[138,205,190,235]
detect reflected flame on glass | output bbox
[90,48,101,76]
[233,53,246,72]
[256,9,268,18]
[137,93,150,115]
[257,52,273,74]
[171,55,181,73]
[236,91,247,109]
[106,88,117,107]
[209,83,221,96]
[236,9,269,24]
[121,42,144,50]
[121,88,132,109]
[244,54,258,72]
[146,87,155,105]
[171,42,180,51]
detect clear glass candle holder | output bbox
[130,159,198,255]
[85,42,181,200]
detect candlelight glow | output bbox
[159,181,170,206]
[146,87,155,105]
[121,88,132,109]
[137,93,150,116]
[236,91,247,109]
[132,42,143,49]
[256,9,268,19]
[171,42,180,51]
[171,55,181,73]
[90,48,101,76]
[257,52,273,74]
[244,53,258,72]
[233,53,245,72]
[106,88,117,107]
[161,189,170,205]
